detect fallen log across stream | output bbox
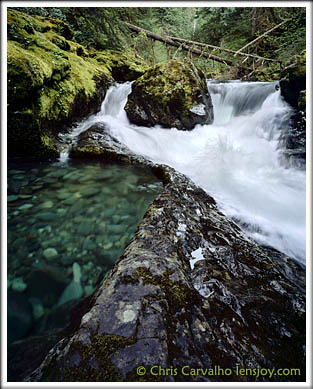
[123,21,234,66]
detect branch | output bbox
[167,35,281,63]
[123,21,233,66]
[234,18,291,56]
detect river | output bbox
[59,80,306,264]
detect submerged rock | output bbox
[25,132,305,383]
[43,248,58,260]
[125,60,214,130]
[58,263,83,306]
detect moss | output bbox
[252,65,281,82]
[133,267,198,316]
[92,49,149,82]
[293,50,306,78]
[70,146,101,158]
[125,59,210,129]
[70,145,134,164]
[63,333,136,382]
[135,60,205,112]
[7,9,115,157]
[40,133,58,154]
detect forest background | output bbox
[11,6,306,79]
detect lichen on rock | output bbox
[125,59,214,130]
[25,130,305,383]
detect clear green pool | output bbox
[7,158,162,343]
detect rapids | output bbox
[59,80,306,264]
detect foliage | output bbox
[9,6,306,78]
[194,7,306,62]
[9,7,137,50]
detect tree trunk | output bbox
[234,18,291,56]
[168,35,281,63]
[123,21,234,66]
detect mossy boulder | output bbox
[7,9,148,157]
[279,50,306,109]
[92,50,149,82]
[249,66,281,82]
[125,60,214,131]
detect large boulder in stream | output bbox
[125,60,214,130]
[7,9,148,157]
[22,126,306,383]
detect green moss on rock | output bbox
[125,59,214,130]
[133,267,199,317]
[7,9,148,157]
[63,333,136,382]
[137,60,205,110]
[93,49,149,82]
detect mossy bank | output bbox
[7,9,148,157]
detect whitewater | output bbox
[59,80,306,264]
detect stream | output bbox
[7,78,306,347]
[60,80,306,264]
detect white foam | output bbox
[63,81,306,264]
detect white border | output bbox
[1,1,312,388]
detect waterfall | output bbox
[57,82,132,162]
[61,81,306,264]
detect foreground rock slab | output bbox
[24,126,306,382]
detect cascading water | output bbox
[60,80,306,264]
[57,82,132,162]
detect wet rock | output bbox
[79,187,100,197]
[37,212,59,221]
[279,50,306,166]
[8,195,19,202]
[77,222,94,236]
[125,60,214,130]
[94,50,149,82]
[280,50,306,109]
[11,278,27,292]
[25,157,305,382]
[40,200,54,209]
[19,203,33,210]
[43,248,58,259]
